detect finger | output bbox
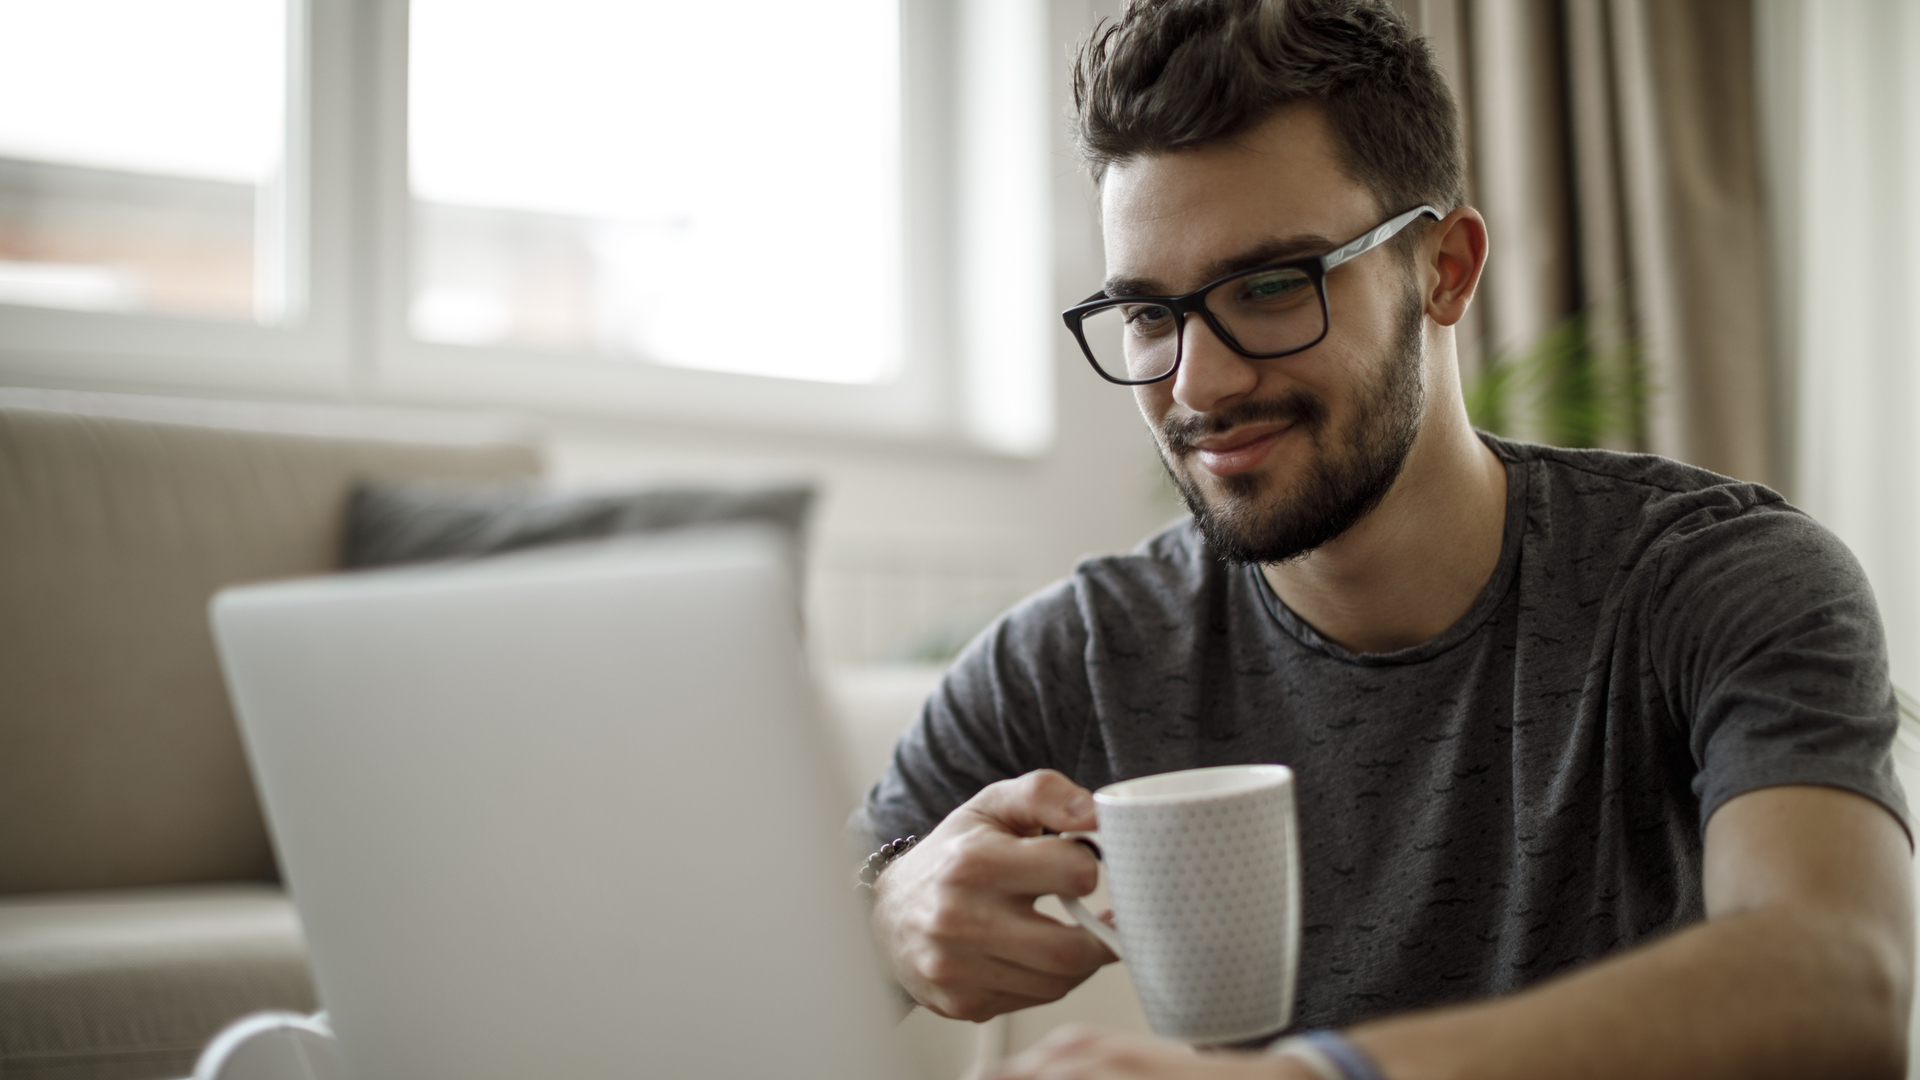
[1001,1026,1202,1080]
[913,958,1078,1021]
[983,909,1119,975]
[967,769,1098,836]
[988,1024,1112,1079]
[922,986,1053,1024]
[974,953,1096,1002]
[906,925,1096,1001]
[952,834,1100,898]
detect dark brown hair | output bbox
[1071,0,1465,218]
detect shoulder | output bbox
[1486,436,1879,666]
[899,520,1218,801]
[1488,432,1782,514]
[1071,516,1223,618]
[957,517,1218,664]
[1486,434,1841,574]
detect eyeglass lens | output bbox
[1078,265,1324,382]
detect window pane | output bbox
[409,0,901,384]
[0,0,291,323]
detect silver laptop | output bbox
[211,527,896,1080]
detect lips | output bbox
[1190,422,1293,476]
[1162,391,1326,479]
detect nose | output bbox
[1169,312,1260,415]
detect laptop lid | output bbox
[212,527,894,1080]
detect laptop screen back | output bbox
[212,528,894,1080]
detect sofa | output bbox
[0,390,542,1079]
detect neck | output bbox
[1258,374,1507,656]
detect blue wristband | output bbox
[1298,1030,1387,1080]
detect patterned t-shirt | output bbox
[862,434,1910,1030]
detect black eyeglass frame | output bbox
[1061,204,1444,386]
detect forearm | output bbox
[1347,905,1910,1080]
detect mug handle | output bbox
[1057,830,1125,960]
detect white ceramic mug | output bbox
[1059,764,1300,1045]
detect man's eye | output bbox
[1238,271,1311,304]
[1122,304,1174,333]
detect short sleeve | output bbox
[1645,498,1911,841]
[860,578,1099,847]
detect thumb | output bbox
[967,769,1097,837]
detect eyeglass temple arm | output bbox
[1320,204,1444,272]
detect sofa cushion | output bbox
[0,401,542,894]
[0,884,316,1080]
[343,482,814,568]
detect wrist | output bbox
[856,835,916,939]
[856,834,919,891]
[1269,1030,1387,1080]
[857,846,923,1015]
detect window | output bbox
[0,0,291,322]
[408,0,899,384]
[0,0,1055,453]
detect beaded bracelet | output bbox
[855,835,919,890]
[1269,1030,1387,1080]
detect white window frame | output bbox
[0,0,1055,455]
[0,0,351,397]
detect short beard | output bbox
[1158,284,1427,565]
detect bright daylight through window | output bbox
[408,0,902,385]
[0,0,292,323]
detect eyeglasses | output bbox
[1061,204,1442,386]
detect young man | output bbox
[861,2,1913,1077]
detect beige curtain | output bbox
[1399,0,1775,486]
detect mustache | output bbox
[1161,391,1328,455]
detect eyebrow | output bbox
[1103,233,1339,298]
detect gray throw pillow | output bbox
[342,482,815,569]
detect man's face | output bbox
[1102,104,1429,564]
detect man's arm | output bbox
[990,783,1914,1080]
[1347,783,1912,1079]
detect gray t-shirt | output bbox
[863,435,1909,1030]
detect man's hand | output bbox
[985,1025,1311,1080]
[871,769,1119,1020]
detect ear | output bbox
[1422,206,1488,328]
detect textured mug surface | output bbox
[1076,764,1299,1045]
